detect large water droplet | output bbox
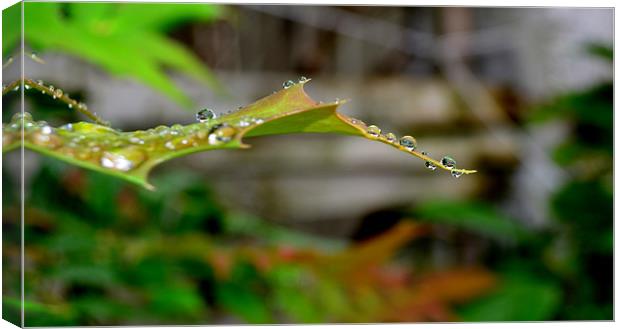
[399,135,417,151]
[384,133,397,143]
[366,125,381,137]
[11,112,33,124]
[451,170,463,178]
[283,80,295,89]
[441,156,456,169]
[196,108,216,123]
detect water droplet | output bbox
[59,123,73,131]
[36,80,43,85]
[425,162,437,171]
[283,80,295,89]
[399,135,417,151]
[100,147,145,172]
[384,133,397,143]
[237,117,251,127]
[451,170,463,178]
[170,124,183,136]
[68,103,73,109]
[53,88,63,99]
[441,156,456,169]
[11,112,33,124]
[196,108,216,123]
[78,102,88,111]
[253,118,264,125]
[299,76,309,83]
[208,124,236,145]
[40,125,53,135]
[366,125,381,137]
[128,136,144,145]
[12,85,19,91]
[164,141,175,150]
[24,84,31,90]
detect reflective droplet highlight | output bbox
[399,135,417,151]
[196,108,216,123]
[441,156,456,169]
[283,80,295,89]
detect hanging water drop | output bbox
[283,80,295,89]
[425,162,437,171]
[399,135,417,151]
[196,108,216,123]
[366,125,381,137]
[299,76,309,83]
[441,156,456,169]
[451,170,463,178]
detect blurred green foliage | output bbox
[3,2,224,106]
[411,43,613,321]
[3,156,495,325]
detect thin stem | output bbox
[2,78,110,126]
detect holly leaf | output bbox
[3,79,477,190]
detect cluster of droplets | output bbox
[282,76,309,89]
[347,118,465,178]
[3,111,271,173]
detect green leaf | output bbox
[458,272,561,321]
[414,200,526,242]
[3,80,477,190]
[18,2,223,105]
[2,2,21,57]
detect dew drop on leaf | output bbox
[399,135,417,151]
[196,108,216,123]
[425,162,437,171]
[100,147,145,172]
[208,124,236,145]
[441,156,457,169]
[384,133,397,143]
[366,125,381,137]
[283,80,295,89]
[53,88,63,99]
